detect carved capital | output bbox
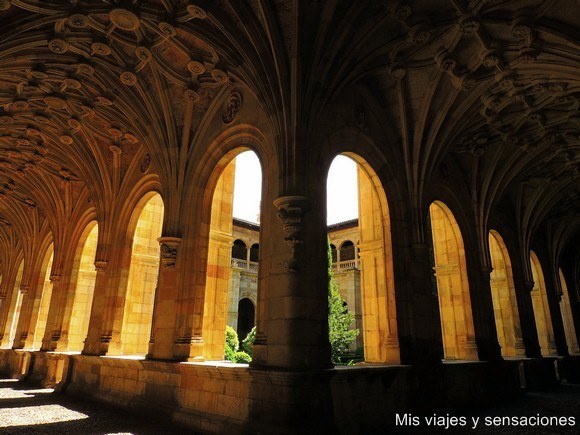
[49,275,61,285]
[19,285,29,295]
[274,196,310,272]
[94,261,108,274]
[158,236,182,269]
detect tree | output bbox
[328,240,359,363]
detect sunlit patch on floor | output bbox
[0,386,54,399]
[0,404,89,427]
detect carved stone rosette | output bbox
[274,196,310,273]
[158,236,182,269]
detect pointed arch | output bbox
[120,192,164,355]
[68,222,99,351]
[529,251,557,356]
[32,244,54,350]
[429,201,478,361]
[488,230,524,357]
[558,269,579,355]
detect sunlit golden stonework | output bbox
[0,0,579,432]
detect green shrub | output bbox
[232,351,252,364]
[241,326,256,357]
[224,325,239,361]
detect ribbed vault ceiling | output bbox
[0,0,578,265]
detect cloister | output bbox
[0,0,579,432]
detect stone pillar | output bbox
[12,283,33,349]
[469,268,503,361]
[147,236,183,360]
[202,230,235,359]
[0,265,24,349]
[253,195,331,369]
[41,275,62,351]
[227,264,243,329]
[543,268,570,356]
[512,268,542,358]
[403,242,442,364]
[83,260,116,355]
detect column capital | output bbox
[19,285,29,295]
[94,260,108,274]
[158,236,182,269]
[274,195,310,273]
[49,274,61,284]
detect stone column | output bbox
[82,260,115,355]
[469,268,503,361]
[0,272,24,349]
[543,269,569,356]
[201,230,235,359]
[253,195,331,369]
[403,242,443,363]
[147,236,184,360]
[513,269,542,358]
[41,275,62,350]
[227,264,243,329]
[11,284,31,349]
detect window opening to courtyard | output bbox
[428,201,478,361]
[5,259,24,348]
[205,150,261,360]
[488,231,525,357]
[67,223,98,351]
[120,193,164,355]
[32,246,54,350]
[529,251,557,356]
[326,154,399,364]
[558,268,579,354]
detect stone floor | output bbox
[0,378,192,434]
[0,377,579,434]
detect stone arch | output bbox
[231,239,247,261]
[327,152,400,364]
[32,244,54,350]
[558,268,579,355]
[6,259,25,348]
[68,222,99,351]
[428,201,478,361]
[339,240,356,261]
[249,244,259,263]
[488,230,525,357]
[201,147,264,360]
[119,192,164,355]
[237,298,255,341]
[529,251,557,356]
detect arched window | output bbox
[68,222,98,351]
[529,251,557,356]
[559,269,579,354]
[340,241,355,261]
[249,244,259,263]
[204,150,262,360]
[32,245,54,350]
[120,193,164,355]
[428,201,478,361]
[330,244,338,263]
[488,231,524,357]
[326,154,399,364]
[5,259,24,348]
[237,298,255,341]
[231,240,247,260]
